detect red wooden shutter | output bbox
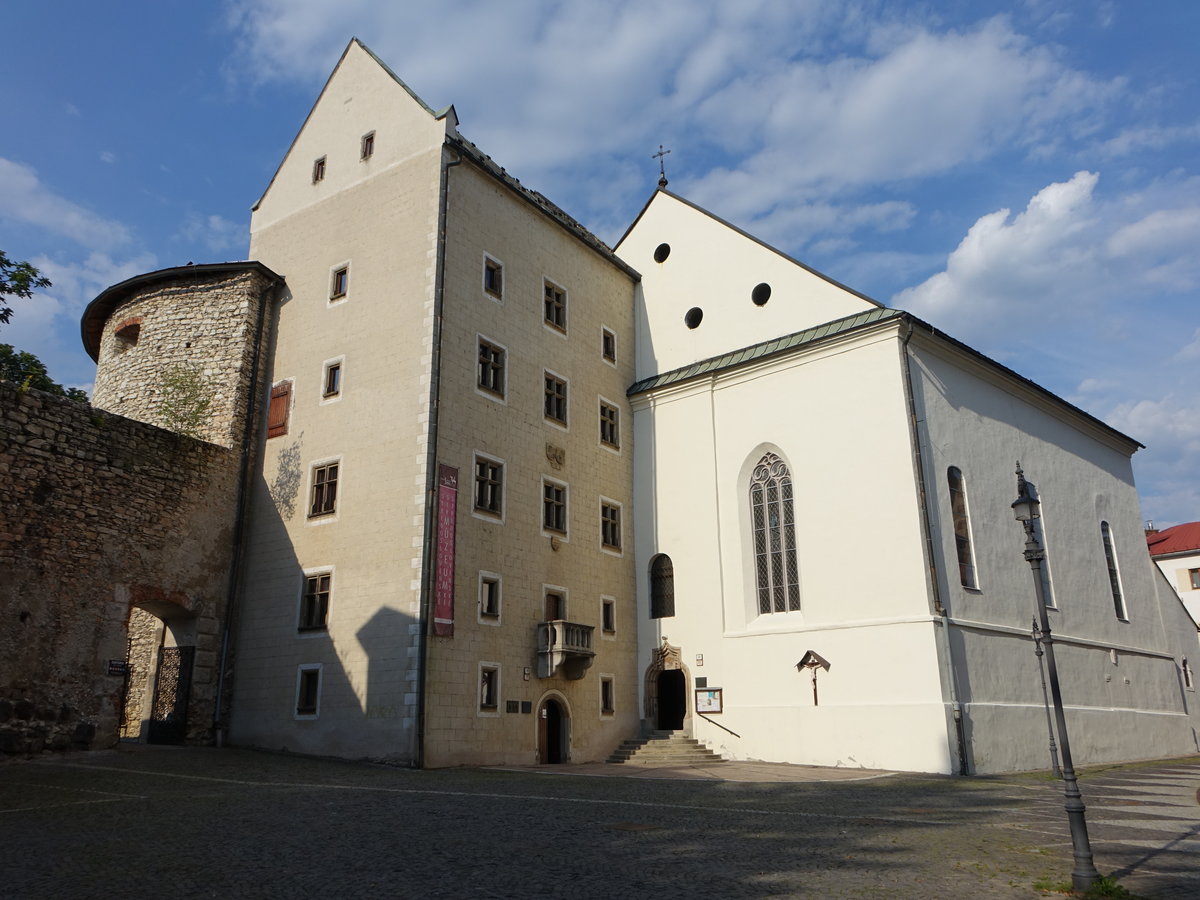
[267,382,291,438]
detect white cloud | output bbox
[0,157,132,251]
[100,151,117,164]
[178,213,247,256]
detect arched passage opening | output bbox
[537,694,570,764]
[120,589,198,745]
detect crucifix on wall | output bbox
[796,650,831,706]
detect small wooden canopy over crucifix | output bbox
[796,650,830,706]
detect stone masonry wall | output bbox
[0,383,241,754]
[91,269,274,449]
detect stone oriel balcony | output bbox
[536,620,595,679]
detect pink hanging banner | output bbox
[433,464,458,636]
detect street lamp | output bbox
[1012,464,1100,892]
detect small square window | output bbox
[544,372,567,425]
[602,598,615,633]
[480,574,501,618]
[474,455,503,517]
[323,361,342,399]
[480,666,499,710]
[1190,569,1200,590]
[600,677,614,714]
[312,157,326,183]
[601,328,616,363]
[484,256,503,299]
[601,501,621,551]
[600,402,620,448]
[309,462,339,518]
[544,281,566,332]
[478,339,506,397]
[331,266,349,301]
[543,480,567,534]
[360,131,375,160]
[296,666,321,717]
[300,572,331,631]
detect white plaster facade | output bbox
[618,191,1200,774]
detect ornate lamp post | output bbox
[1031,617,1062,778]
[1012,464,1099,892]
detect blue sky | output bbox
[2,0,1197,525]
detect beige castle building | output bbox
[22,38,1194,772]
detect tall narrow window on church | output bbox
[947,467,978,589]
[750,453,800,614]
[650,554,674,618]
[1101,521,1126,619]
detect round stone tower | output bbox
[83,262,283,448]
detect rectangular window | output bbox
[323,361,342,398]
[360,131,375,160]
[1190,569,1200,590]
[600,676,614,714]
[602,327,616,362]
[544,281,566,331]
[309,462,339,518]
[296,666,321,717]
[477,339,506,397]
[474,455,503,517]
[599,402,620,448]
[480,666,499,710]
[312,156,326,183]
[602,597,615,633]
[1101,521,1126,619]
[300,572,331,631]
[330,265,349,300]
[601,501,622,551]
[542,480,567,534]
[480,574,501,618]
[267,381,292,438]
[483,256,503,299]
[544,372,567,425]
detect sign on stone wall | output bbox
[433,464,458,636]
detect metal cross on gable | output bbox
[652,144,671,187]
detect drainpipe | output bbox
[900,320,969,776]
[415,147,462,768]
[213,273,279,747]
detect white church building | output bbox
[83,39,1199,774]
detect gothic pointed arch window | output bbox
[750,453,800,614]
[650,554,674,619]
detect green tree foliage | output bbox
[157,363,213,439]
[0,250,51,327]
[0,343,89,402]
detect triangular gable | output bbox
[251,38,453,223]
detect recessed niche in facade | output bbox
[752,283,772,306]
[684,307,703,329]
[653,243,671,263]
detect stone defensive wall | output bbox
[0,382,240,754]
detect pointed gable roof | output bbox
[251,37,456,213]
[1147,522,1200,557]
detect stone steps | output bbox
[607,730,725,765]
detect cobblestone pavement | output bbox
[0,747,1196,898]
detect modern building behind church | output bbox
[61,39,1200,773]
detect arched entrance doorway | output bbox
[537,696,570,763]
[643,639,690,733]
[657,669,686,730]
[120,589,198,745]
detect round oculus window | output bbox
[653,243,671,263]
[751,282,772,306]
[684,307,703,329]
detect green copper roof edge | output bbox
[627,307,901,396]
